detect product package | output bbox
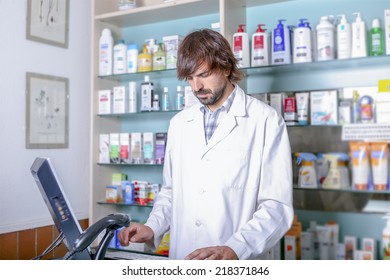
[119,133,131,164]
[130,132,142,164]
[105,185,122,203]
[155,132,168,164]
[143,132,155,164]
[109,133,120,164]
[349,141,371,190]
[98,90,112,115]
[369,142,389,191]
[99,134,110,164]
[310,90,338,125]
[113,86,127,114]
[385,9,390,55]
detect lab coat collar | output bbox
[185,85,247,157]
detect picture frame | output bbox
[26,0,69,48]
[26,72,69,149]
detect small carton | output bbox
[119,133,131,164]
[310,90,338,125]
[143,132,155,164]
[109,133,120,164]
[385,9,390,55]
[113,86,127,114]
[155,132,167,164]
[98,90,112,115]
[99,134,110,164]
[130,132,142,164]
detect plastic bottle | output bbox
[382,213,390,260]
[161,87,170,111]
[233,24,250,68]
[316,16,335,61]
[138,44,152,72]
[176,85,184,110]
[98,28,114,76]
[351,12,367,58]
[330,152,351,189]
[128,81,137,113]
[113,40,127,74]
[337,14,352,59]
[140,75,154,111]
[322,154,342,189]
[153,43,167,71]
[127,44,138,73]
[271,19,291,65]
[296,153,318,188]
[369,18,385,56]
[293,18,312,63]
[360,95,374,123]
[352,89,361,123]
[152,93,160,111]
[251,24,269,67]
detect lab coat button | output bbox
[195,220,202,227]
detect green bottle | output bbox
[369,18,385,56]
[152,43,167,71]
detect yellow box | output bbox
[378,80,390,92]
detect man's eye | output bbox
[186,76,193,81]
[200,72,210,78]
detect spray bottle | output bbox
[296,153,318,188]
[383,213,390,260]
[322,154,342,189]
[330,152,351,189]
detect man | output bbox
[118,29,293,260]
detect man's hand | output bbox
[117,223,154,246]
[185,246,238,260]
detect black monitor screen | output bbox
[30,157,91,260]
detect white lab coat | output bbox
[145,85,294,259]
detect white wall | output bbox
[0,0,91,233]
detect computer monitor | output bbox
[30,157,91,260]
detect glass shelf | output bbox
[97,110,179,118]
[97,201,154,208]
[98,68,178,82]
[97,163,163,167]
[293,186,390,214]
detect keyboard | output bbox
[105,249,169,260]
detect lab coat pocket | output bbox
[219,148,253,189]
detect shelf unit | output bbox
[90,0,390,257]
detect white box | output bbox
[98,90,112,114]
[301,231,314,260]
[109,133,120,164]
[119,133,131,164]
[385,9,390,55]
[130,132,142,164]
[284,235,296,260]
[113,86,127,114]
[99,134,110,163]
[269,93,284,116]
[143,132,155,164]
[310,90,338,125]
[163,35,184,69]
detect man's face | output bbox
[186,65,230,111]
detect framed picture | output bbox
[26,0,69,48]
[26,72,69,149]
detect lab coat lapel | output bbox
[184,105,207,156]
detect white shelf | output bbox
[95,0,219,27]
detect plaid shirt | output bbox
[200,86,237,144]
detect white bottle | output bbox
[152,93,160,111]
[161,87,170,111]
[128,81,137,113]
[140,75,154,111]
[383,213,390,260]
[127,44,138,73]
[98,28,114,76]
[293,18,312,63]
[233,24,250,68]
[176,85,184,110]
[337,14,352,59]
[316,16,335,61]
[251,24,269,67]
[271,19,291,65]
[113,40,127,75]
[351,12,367,58]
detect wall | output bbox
[0,1,91,234]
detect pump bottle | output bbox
[351,12,367,58]
[271,19,291,65]
[316,16,335,61]
[138,44,152,72]
[251,24,269,67]
[113,39,127,74]
[383,213,390,260]
[295,153,318,188]
[293,18,312,63]
[337,14,352,59]
[233,24,250,68]
[369,18,385,56]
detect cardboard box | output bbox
[98,90,112,114]
[99,134,110,163]
[113,86,127,114]
[310,90,338,125]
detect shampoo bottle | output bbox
[138,44,152,72]
[153,43,167,71]
[272,19,291,65]
[99,28,114,76]
[251,24,269,67]
[296,152,318,188]
[113,39,127,75]
[351,12,367,58]
[382,213,390,260]
[233,24,250,68]
[337,14,352,59]
[316,16,335,61]
[369,18,385,56]
[293,18,312,63]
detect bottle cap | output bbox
[144,75,150,82]
[177,85,183,91]
[353,12,362,22]
[298,18,308,28]
[237,24,245,32]
[277,19,286,28]
[372,18,380,28]
[256,24,266,32]
[338,14,347,24]
[163,87,168,92]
